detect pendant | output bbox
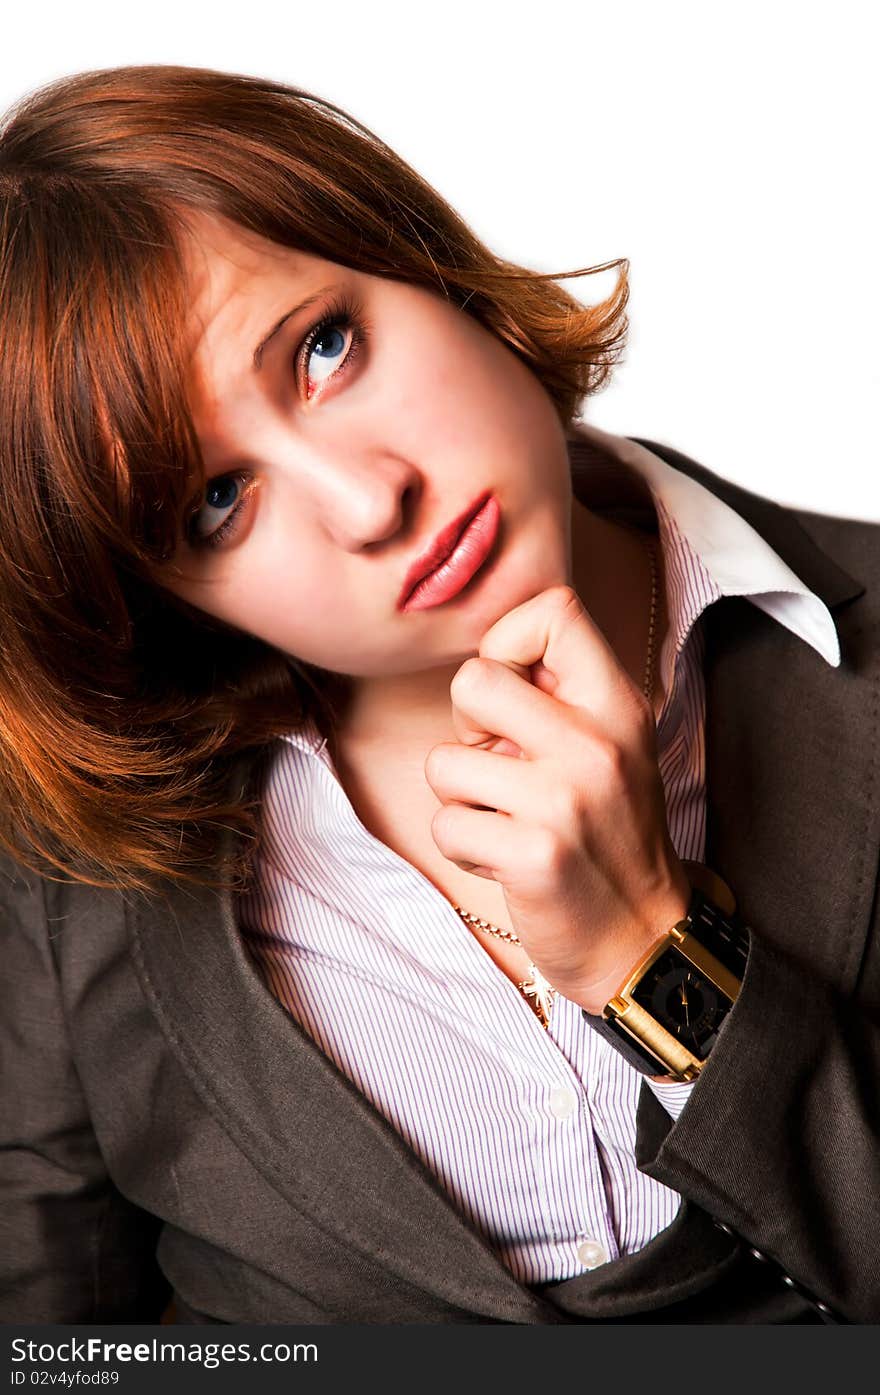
[519,963,558,1029]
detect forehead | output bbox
[179,210,321,340]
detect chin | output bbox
[462,565,566,651]
[492,537,569,613]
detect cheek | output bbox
[226,543,332,625]
[369,345,465,453]
[206,540,385,672]
[380,320,511,442]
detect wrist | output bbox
[571,876,692,1016]
[573,931,669,1016]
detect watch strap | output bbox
[582,1009,673,1075]
[686,885,750,978]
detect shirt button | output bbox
[548,1085,578,1119]
[576,1237,607,1269]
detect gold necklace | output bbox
[453,531,659,1029]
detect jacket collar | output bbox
[128,438,870,1319]
[635,436,872,991]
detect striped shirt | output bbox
[235,424,841,1285]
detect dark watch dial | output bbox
[630,946,732,1060]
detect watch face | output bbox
[630,947,732,1060]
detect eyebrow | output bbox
[252,285,334,371]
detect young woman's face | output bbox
[159,211,575,679]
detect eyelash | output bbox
[187,294,367,552]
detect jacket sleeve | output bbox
[636,923,880,1324]
[0,855,171,1322]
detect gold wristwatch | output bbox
[581,863,750,1081]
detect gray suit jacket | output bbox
[2,439,878,1325]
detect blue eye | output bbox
[206,476,239,511]
[311,324,346,361]
[188,471,252,549]
[297,298,365,401]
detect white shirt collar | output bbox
[569,421,840,668]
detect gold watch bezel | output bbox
[603,920,742,1081]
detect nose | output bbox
[303,444,422,552]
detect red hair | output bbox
[0,63,628,892]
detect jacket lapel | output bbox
[129,436,872,1320]
[127,825,556,1323]
[640,438,875,991]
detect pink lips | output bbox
[398,494,501,612]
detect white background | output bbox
[2,0,877,520]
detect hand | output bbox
[424,585,691,1015]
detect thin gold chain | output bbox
[453,530,659,1028]
[453,908,521,944]
[641,532,658,709]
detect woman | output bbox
[0,64,877,1325]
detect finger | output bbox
[477,736,524,758]
[449,656,580,758]
[430,801,539,881]
[424,742,540,819]
[478,585,645,739]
